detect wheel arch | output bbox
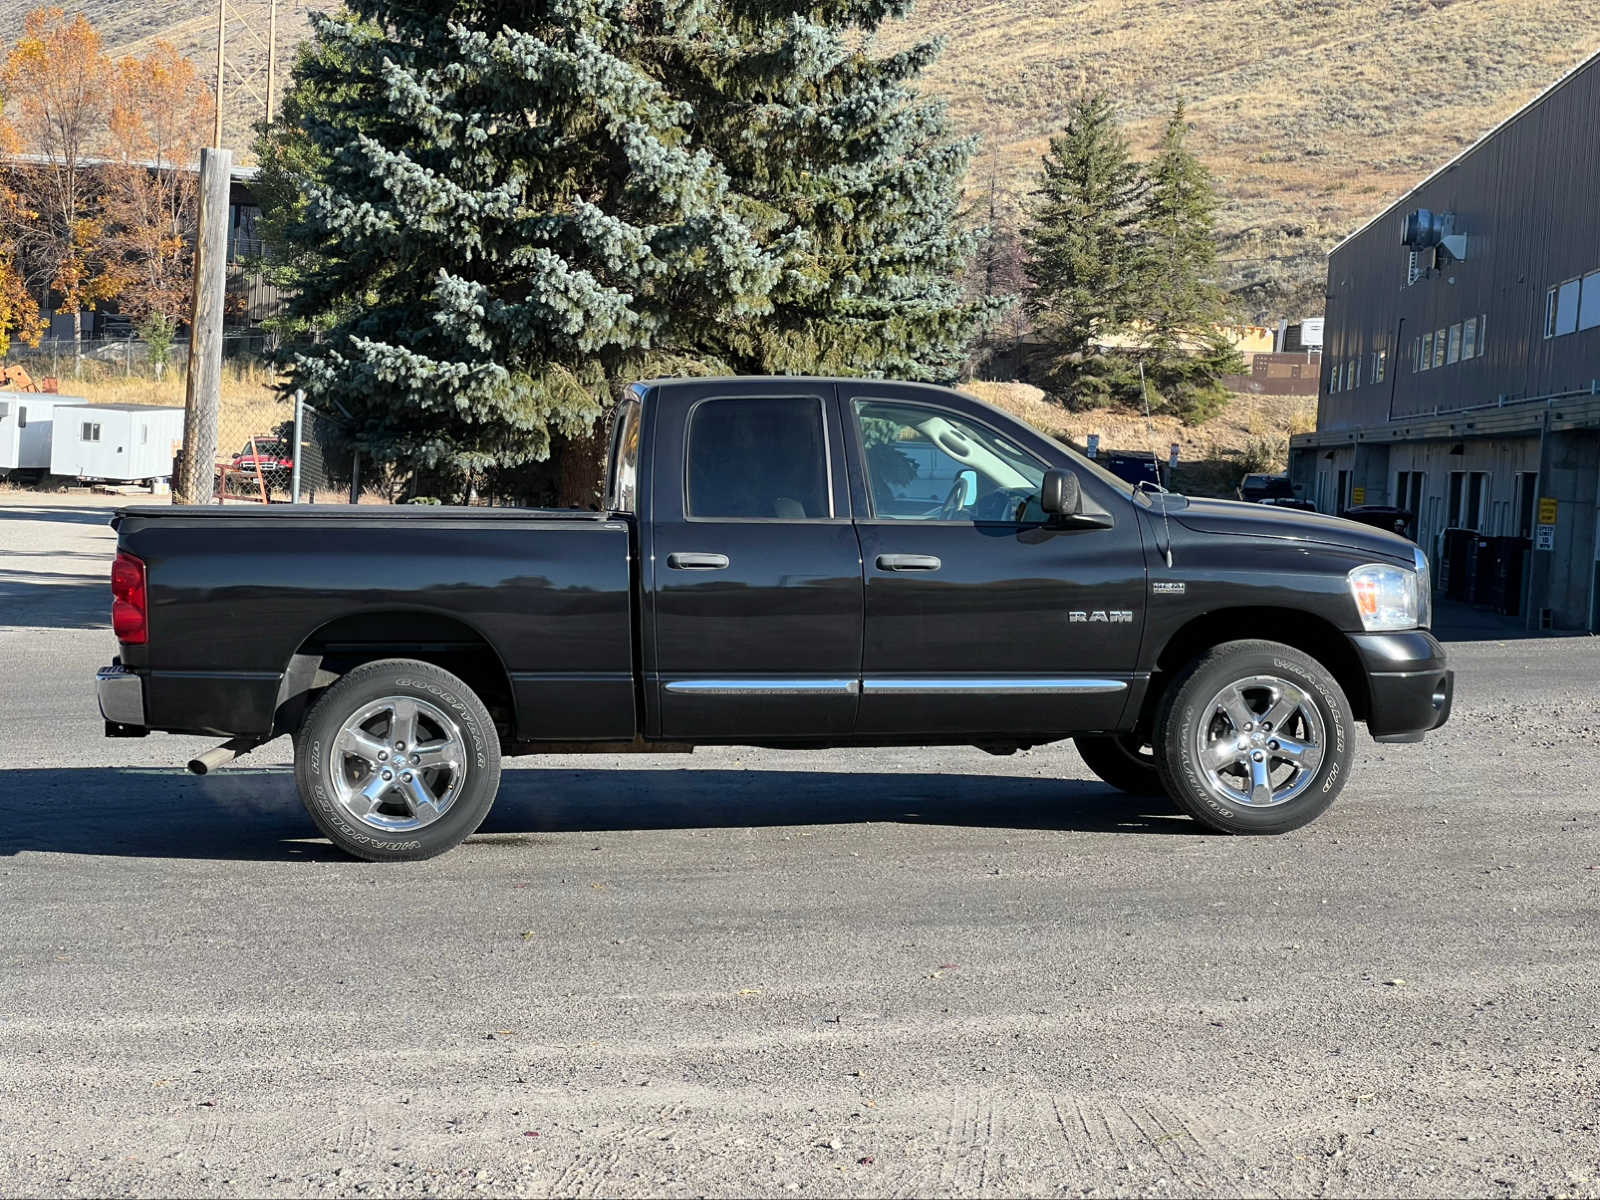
[272,607,517,738]
[1141,607,1370,732]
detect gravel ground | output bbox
[1,494,1598,1199]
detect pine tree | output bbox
[258,1,777,492]
[634,1,993,384]
[1021,91,1145,409]
[1132,102,1242,423]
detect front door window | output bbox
[855,400,1047,523]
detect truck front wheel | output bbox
[1155,640,1354,835]
[293,658,502,861]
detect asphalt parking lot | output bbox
[2,494,1598,1199]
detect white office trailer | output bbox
[48,403,185,483]
[0,395,72,478]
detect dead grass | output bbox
[34,360,289,446]
[965,380,1312,494]
[6,1,1594,318]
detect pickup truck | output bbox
[97,376,1453,861]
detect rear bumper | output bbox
[1348,631,1454,742]
[97,662,148,735]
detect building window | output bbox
[1420,332,1433,370]
[1373,349,1387,384]
[1582,270,1600,331]
[81,422,101,443]
[1433,328,1447,368]
[1449,470,1489,530]
[1547,277,1581,337]
[1462,317,1478,360]
[1351,359,1361,389]
[1447,322,1462,364]
[16,406,25,429]
[1477,314,1486,356]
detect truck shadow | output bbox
[0,504,116,526]
[0,765,1190,862]
[0,569,109,630]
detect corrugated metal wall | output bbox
[1319,52,1600,432]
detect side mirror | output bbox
[1041,468,1081,516]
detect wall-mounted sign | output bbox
[1086,434,1100,459]
[1538,497,1559,525]
[1351,487,1366,505]
[1535,524,1556,551]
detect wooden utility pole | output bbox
[265,0,277,126]
[177,147,233,505]
[213,0,225,149]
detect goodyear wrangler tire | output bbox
[1155,640,1354,835]
[293,658,501,861]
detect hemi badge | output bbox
[1152,581,1186,595]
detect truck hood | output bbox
[1156,495,1415,563]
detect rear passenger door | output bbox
[644,382,864,740]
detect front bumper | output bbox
[97,662,148,735]
[1349,630,1453,742]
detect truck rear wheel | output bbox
[1073,734,1165,795]
[293,658,501,861]
[1155,640,1353,835]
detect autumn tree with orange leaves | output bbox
[0,103,44,357]
[105,40,214,348]
[0,9,214,362]
[0,8,126,350]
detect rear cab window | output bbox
[686,397,832,521]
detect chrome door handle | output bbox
[667,552,730,570]
[876,553,942,572]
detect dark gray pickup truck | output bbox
[97,376,1453,860]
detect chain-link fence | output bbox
[0,332,382,503]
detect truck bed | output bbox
[113,504,637,742]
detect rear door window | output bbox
[686,397,831,520]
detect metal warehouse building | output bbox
[1289,48,1600,632]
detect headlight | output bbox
[1348,562,1420,631]
[1413,547,1433,629]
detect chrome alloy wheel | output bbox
[330,696,468,832]
[1194,675,1325,809]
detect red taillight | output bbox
[111,551,148,645]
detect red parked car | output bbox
[232,436,292,474]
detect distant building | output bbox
[1275,317,1324,352]
[1223,350,1323,397]
[4,156,280,341]
[1289,48,1600,632]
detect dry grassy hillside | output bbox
[6,0,1597,318]
[880,0,1600,316]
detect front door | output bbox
[841,383,1148,737]
[645,382,863,740]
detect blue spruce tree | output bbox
[263,1,777,491]
[635,1,993,382]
